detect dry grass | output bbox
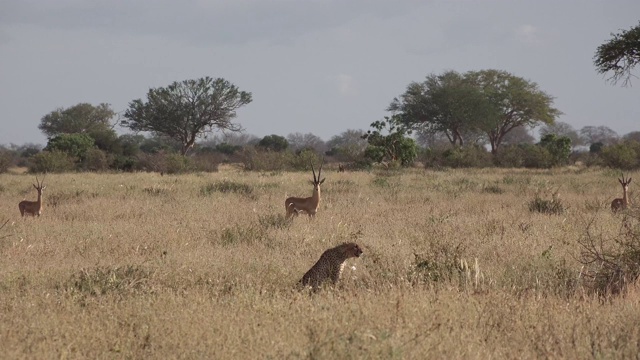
[2,167,640,359]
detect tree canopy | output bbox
[594,21,640,86]
[362,115,417,167]
[122,77,252,155]
[390,69,561,154]
[389,70,494,147]
[39,103,116,138]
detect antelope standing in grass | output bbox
[611,175,631,212]
[18,175,46,217]
[285,160,325,219]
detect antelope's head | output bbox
[619,175,632,191]
[310,158,325,191]
[33,175,46,194]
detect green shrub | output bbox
[601,143,640,170]
[0,150,12,173]
[165,153,193,174]
[45,133,95,161]
[539,134,572,166]
[28,150,76,173]
[288,149,323,171]
[521,144,553,169]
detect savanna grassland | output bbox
[1,165,640,359]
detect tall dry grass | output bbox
[1,166,640,359]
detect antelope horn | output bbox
[318,157,324,180]
[311,162,317,183]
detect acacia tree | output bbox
[466,70,561,154]
[391,69,560,155]
[388,70,491,147]
[39,103,116,138]
[122,77,252,155]
[594,21,640,86]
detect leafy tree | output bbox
[539,121,582,146]
[326,129,368,161]
[580,126,619,146]
[122,77,252,155]
[362,116,418,167]
[39,103,116,138]
[389,70,492,147]
[392,69,560,155]
[45,133,95,161]
[465,70,561,155]
[118,134,146,157]
[539,134,572,166]
[258,134,289,152]
[594,21,640,86]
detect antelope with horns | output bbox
[611,175,632,212]
[18,175,46,217]
[285,159,325,219]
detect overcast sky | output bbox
[1,0,639,146]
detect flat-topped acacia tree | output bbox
[122,77,252,155]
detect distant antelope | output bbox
[611,175,631,212]
[338,164,345,172]
[18,175,46,217]
[285,159,325,219]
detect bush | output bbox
[578,215,640,297]
[493,145,526,168]
[441,146,492,168]
[521,144,554,169]
[110,155,139,172]
[191,153,221,172]
[165,153,193,174]
[0,150,12,173]
[28,150,76,173]
[288,149,323,171]
[45,133,95,161]
[601,142,640,170]
[239,147,294,171]
[81,148,110,171]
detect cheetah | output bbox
[300,242,363,290]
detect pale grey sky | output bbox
[1,0,639,146]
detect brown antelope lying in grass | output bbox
[18,175,46,217]
[285,159,325,219]
[611,175,631,212]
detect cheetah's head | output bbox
[343,242,363,258]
